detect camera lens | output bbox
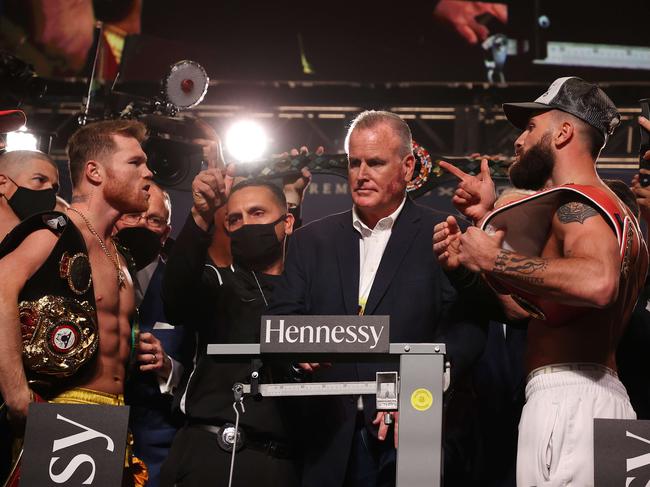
[143,137,203,190]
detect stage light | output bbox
[225,120,268,162]
[5,127,37,152]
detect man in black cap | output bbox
[434,77,648,486]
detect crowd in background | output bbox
[1,76,650,487]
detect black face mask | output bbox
[115,226,162,271]
[288,206,302,230]
[229,215,286,270]
[4,176,57,220]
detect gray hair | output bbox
[0,150,57,176]
[344,110,413,158]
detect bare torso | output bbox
[526,201,646,373]
[72,226,134,395]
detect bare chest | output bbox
[86,244,135,324]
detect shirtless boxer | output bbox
[434,77,648,487]
[63,120,153,400]
[0,119,153,485]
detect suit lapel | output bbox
[335,212,360,314]
[364,199,421,315]
[139,261,165,321]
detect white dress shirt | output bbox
[352,197,406,315]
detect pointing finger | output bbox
[480,158,491,178]
[439,161,470,181]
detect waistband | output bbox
[49,387,126,406]
[525,362,627,399]
[526,362,616,383]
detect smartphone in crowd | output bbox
[639,98,650,187]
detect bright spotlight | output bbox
[225,120,268,162]
[6,127,37,152]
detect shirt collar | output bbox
[352,196,406,236]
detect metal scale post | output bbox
[207,342,447,487]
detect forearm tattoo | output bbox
[492,250,547,284]
[557,202,599,224]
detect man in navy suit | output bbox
[269,110,486,487]
[116,184,192,487]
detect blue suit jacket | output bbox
[269,198,487,487]
[126,261,194,463]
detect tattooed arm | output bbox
[458,198,621,308]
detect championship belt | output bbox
[234,142,512,199]
[0,212,100,380]
[480,184,631,321]
[19,296,98,378]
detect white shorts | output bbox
[516,363,635,487]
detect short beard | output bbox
[509,133,555,191]
[104,168,148,214]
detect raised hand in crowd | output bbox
[278,145,321,208]
[631,116,650,226]
[432,0,508,45]
[29,0,95,73]
[439,158,496,223]
[193,118,227,171]
[631,171,650,226]
[190,121,232,231]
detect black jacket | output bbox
[162,215,297,440]
[268,198,487,487]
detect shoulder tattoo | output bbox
[556,201,599,224]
